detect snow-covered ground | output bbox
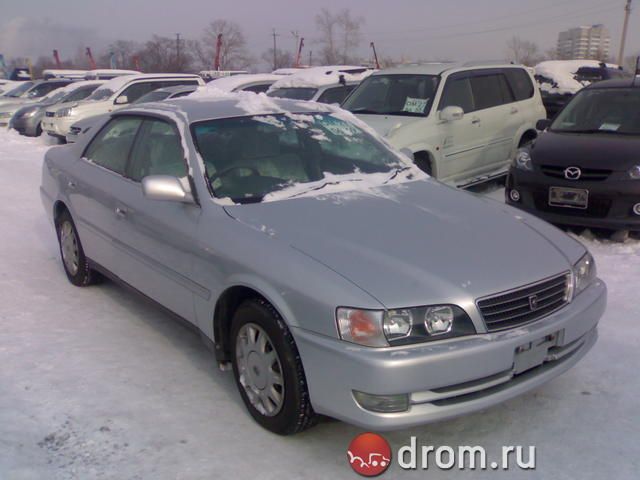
[0,129,638,479]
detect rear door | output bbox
[68,116,143,269]
[437,72,487,180]
[113,116,202,322]
[469,69,520,174]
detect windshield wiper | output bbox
[349,108,382,114]
[383,166,412,184]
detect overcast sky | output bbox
[0,0,636,68]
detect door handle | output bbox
[471,117,481,124]
[115,207,128,218]
[510,107,519,114]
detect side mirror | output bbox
[536,119,551,131]
[142,175,194,203]
[439,106,464,122]
[114,95,129,105]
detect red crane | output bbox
[294,37,304,68]
[213,34,223,70]
[86,47,97,70]
[52,50,62,68]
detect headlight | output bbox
[514,150,533,171]
[336,305,476,347]
[629,165,640,179]
[573,253,597,296]
[56,107,74,117]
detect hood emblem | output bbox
[529,294,540,311]
[564,166,582,180]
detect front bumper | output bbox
[293,280,606,430]
[42,115,75,138]
[507,169,640,231]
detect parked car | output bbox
[506,78,640,234]
[534,60,628,118]
[0,79,72,106]
[83,69,140,80]
[10,80,104,137]
[0,80,73,129]
[267,66,372,104]
[42,69,87,80]
[0,81,34,98]
[342,62,547,187]
[133,84,198,103]
[0,80,19,94]
[205,73,282,93]
[46,73,204,140]
[199,70,248,82]
[41,94,606,434]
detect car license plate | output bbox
[548,187,588,209]
[513,331,563,374]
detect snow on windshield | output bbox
[535,60,620,95]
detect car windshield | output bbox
[63,85,100,103]
[133,90,171,104]
[4,81,35,98]
[267,88,318,101]
[41,90,68,104]
[343,74,439,117]
[551,88,640,136]
[192,112,407,204]
[86,87,115,101]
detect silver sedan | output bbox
[40,95,606,434]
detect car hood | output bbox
[224,180,582,308]
[353,113,421,137]
[532,131,640,171]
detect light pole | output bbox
[618,0,633,65]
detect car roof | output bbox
[120,95,329,124]
[371,61,525,76]
[585,78,640,90]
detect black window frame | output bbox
[503,67,535,101]
[467,69,516,112]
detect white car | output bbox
[342,62,547,187]
[267,66,373,104]
[200,73,281,94]
[46,73,204,140]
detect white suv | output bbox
[47,73,204,140]
[343,63,546,186]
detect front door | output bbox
[113,116,202,323]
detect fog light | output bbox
[353,391,409,413]
[509,189,521,202]
[633,203,640,216]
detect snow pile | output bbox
[534,60,620,95]
[202,74,281,93]
[267,66,374,91]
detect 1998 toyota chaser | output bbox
[40,94,606,434]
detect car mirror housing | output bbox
[142,175,194,203]
[439,106,464,122]
[114,95,129,105]
[536,119,551,131]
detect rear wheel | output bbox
[230,298,316,435]
[55,210,101,286]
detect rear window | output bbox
[317,85,355,105]
[504,68,534,101]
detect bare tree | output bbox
[195,20,252,70]
[98,40,140,70]
[261,48,293,70]
[315,8,364,65]
[134,35,192,73]
[506,36,543,66]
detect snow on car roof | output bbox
[267,66,374,91]
[534,60,620,95]
[91,73,202,97]
[202,74,281,92]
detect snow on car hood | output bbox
[224,179,582,308]
[352,113,421,138]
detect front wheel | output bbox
[230,298,316,435]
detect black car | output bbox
[506,79,640,233]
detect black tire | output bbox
[230,298,316,435]
[55,209,101,287]
[35,123,42,137]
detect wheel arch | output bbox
[518,128,538,148]
[53,200,69,223]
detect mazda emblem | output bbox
[564,166,582,180]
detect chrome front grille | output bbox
[540,165,611,181]
[477,273,570,332]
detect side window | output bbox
[242,83,272,93]
[126,119,187,182]
[84,117,143,175]
[117,82,158,104]
[469,73,514,110]
[439,76,475,113]
[317,86,355,104]
[504,69,534,101]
